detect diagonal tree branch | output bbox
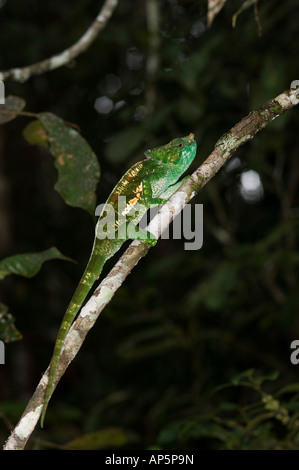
[3,86,299,450]
[0,0,118,83]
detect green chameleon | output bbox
[40,133,197,426]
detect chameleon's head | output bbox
[145,133,197,166]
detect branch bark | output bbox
[0,0,118,83]
[3,86,299,450]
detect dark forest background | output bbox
[0,0,299,450]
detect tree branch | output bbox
[0,0,118,83]
[3,86,299,450]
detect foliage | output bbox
[0,0,298,450]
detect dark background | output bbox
[0,0,299,449]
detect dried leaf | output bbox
[0,95,26,124]
[207,0,227,27]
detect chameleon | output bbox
[40,133,197,426]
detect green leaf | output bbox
[251,371,280,386]
[0,247,73,281]
[38,112,100,216]
[0,95,26,124]
[245,412,274,433]
[22,119,49,147]
[0,302,22,343]
[231,368,255,386]
[66,428,129,450]
[276,383,299,397]
[232,0,256,28]
[105,126,146,164]
[117,324,185,360]
[196,262,237,311]
[157,420,189,445]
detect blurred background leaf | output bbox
[0,302,22,343]
[0,95,25,124]
[23,119,49,147]
[66,427,136,450]
[0,247,72,280]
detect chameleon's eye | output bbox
[177,143,183,148]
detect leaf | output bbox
[193,261,237,311]
[66,428,129,450]
[0,95,26,124]
[251,371,279,386]
[207,0,227,27]
[0,247,73,281]
[231,368,255,386]
[117,324,185,360]
[38,112,100,216]
[105,126,147,165]
[175,35,223,93]
[0,302,22,343]
[245,412,274,433]
[276,383,299,397]
[158,419,229,444]
[157,420,189,445]
[232,0,257,28]
[22,120,49,147]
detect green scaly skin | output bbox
[40,133,197,426]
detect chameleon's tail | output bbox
[40,243,107,427]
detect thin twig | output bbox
[0,0,118,83]
[3,86,299,450]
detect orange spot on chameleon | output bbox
[128,197,138,206]
[58,155,65,166]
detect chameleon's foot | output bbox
[147,238,157,246]
[148,197,168,207]
[127,223,157,245]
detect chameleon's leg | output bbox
[142,178,168,206]
[158,177,188,200]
